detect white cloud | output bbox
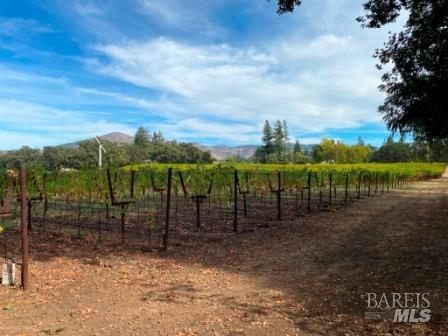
[90,34,383,142]
[72,1,104,16]
[1,0,407,147]
[138,0,222,36]
[277,34,353,59]
[139,0,186,27]
[0,17,53,36]
[0,99,134,149]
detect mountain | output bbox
[59,132,134,148]
[99,132,134,144]
[196,144,258,160]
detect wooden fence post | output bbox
[375,174,378,195]
[130,170,135,198]
[344,173,348,205]
[307,172,311,213]
[387,174,390,192]
[328,172,332,206]
[367,173,371,197]
[276,171,282,220]
[20,165,29,291]
[233,169,238,232]
[357,173,361,200]
[163,167,172,251]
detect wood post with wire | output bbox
[233,169,238,232]
[307,172,311,213]
[344,173,349,205]
[163,167,172,251]
[328,172,332,206]
[20,165,29,291]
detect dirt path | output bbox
[1,175,448,335]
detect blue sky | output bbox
[0,0,405,150]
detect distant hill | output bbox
[195,144,257,161]
[100,132,134,144]
[59,132,134,148]
[59,132,315,160]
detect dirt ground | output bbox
[1,174,448,336]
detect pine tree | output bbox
[293,140,302,154]
[134,127,150,147]
[132,126,150,163]
[282,120,289,142]
[293,140,305,163]
[262,120,274,155]
[357,136,365,146]
[273,120,285,160]
[152,131,165,143]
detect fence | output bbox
[1,165,433,254]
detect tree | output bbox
[151,131,164,143]
[132,127,150,163]
[273,119,285,161]
[370,136,412,163]
[134,127,150,147]
[428,140,448,162]
[274,0,448,141]
[0,146,42,169]
[282,120,289,143]
[311,144,325,163]
[200,151,213,163]
[255,120,293,162]
[275,0,302,14]
[293,140,302,155]
[0,130,213,168]
[410,138,432,162]
[293,140,307,163]
[262,120,274,155]
[357,136,365,146]
[254,120,275,162]
[310,137,372,163]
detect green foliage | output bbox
[0,128,213,170]
[274,0,302,14]
[134,127,150,147]
[130,127,214,164]
[259,120,274,161]
[1,163,443,209]
[131,127,151,163]
[311,138,372,163]
[0,146,42,169]
[369,0,448,140]
[255,120,291,163]
[274,0,448,141]
[371,137,412,163]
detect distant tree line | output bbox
[0,127,213,169]
[251,120,448,164]
[2,122,448,169]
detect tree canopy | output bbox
[0,127,214,169]
[370,136,411,163]
[311,138,373,163]
[255,120,292,162]
[274,0,448,141]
